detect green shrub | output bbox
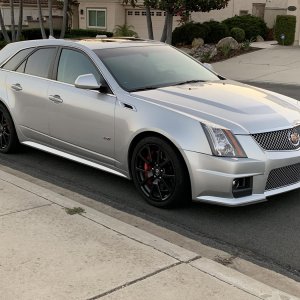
[223,15,268,40]
[230,27,245,42]
[201,51,212,63]
[203,21,230,44]
[242,38,255,51]
[220,43,231,57]
[274,15,296,45]
[113,24,138,37]
[172,22,209,45]
[0,40,7,49]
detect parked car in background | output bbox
[0,38,299,207]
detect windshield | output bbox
[93,45,220,92]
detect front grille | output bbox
[252,126,300,151]
[265,163,300,191]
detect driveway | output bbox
[212,45,300,86]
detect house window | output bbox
[150,11,154,16]
[142,11,146,16]
[128,11,133,16]
[134,11,140,16]
[87,9,106,28]
[239,10,249,16]
[156,12,162,16]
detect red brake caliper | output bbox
[144,155,153,186]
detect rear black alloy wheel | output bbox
[131,137,189,208]
[0,104,19,153]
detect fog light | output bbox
[232,177,253,198]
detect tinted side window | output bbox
[2,48,33,71]
[16,61,26,73]
[25,48,57,78]
[57,49,100,85]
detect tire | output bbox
[131,136,190,208]
[0,103,20,153]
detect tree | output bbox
[60,0,69,38]
[37,0,47,39]
[9,0,16,41]
[124,0,230,43]
[48,0,54,36]
[158,0,230,44]
[0,10,11,43]
[16,0,24,41]
[145,5,154,39]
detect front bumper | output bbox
[184,135,300,206]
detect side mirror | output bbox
[75,74,101,90]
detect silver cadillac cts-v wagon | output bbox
[0,38,299,207]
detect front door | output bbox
[48,48,116,166]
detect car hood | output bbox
[132,80,300,134]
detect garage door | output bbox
[126,9,181,41]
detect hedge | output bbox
[65,29,113,38]
[172,22,209,45]
[274,15,296,45]
[223,15,268,40]
[0,28,113,41]
[203,21,230,44]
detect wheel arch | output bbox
[0,98,19,134]
[0,98,11,113]
[127,130,192,195]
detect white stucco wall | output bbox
[1,7,62,26]
[191,0,288,26]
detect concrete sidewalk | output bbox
[0,170,299,300]
[212,45,300,86]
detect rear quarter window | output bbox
[1,48,34,71]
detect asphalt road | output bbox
[0,82,299,282]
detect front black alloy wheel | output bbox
[131,136,190,208]
[0,104,19,153]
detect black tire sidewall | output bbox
[0,104,19,153]
[131,136,189,208]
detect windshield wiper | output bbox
[173,79,206,86]
[129,85,161,92]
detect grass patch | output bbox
[65,207,85,215]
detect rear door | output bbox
[5,47,57,144]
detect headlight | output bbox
[202,123,247,158]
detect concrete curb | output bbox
[191,258,299,300]
[0,169,298,300]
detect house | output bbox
[76,0,300,45]
[1,0,300,44]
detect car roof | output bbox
[0,38,164,65]
[77,37,163,49]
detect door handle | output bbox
[11,83,22,92]
[49,95,63,104]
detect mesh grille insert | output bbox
[265,163,300,191]
[252,126,300,151]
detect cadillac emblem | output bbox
[289,130,300,146]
